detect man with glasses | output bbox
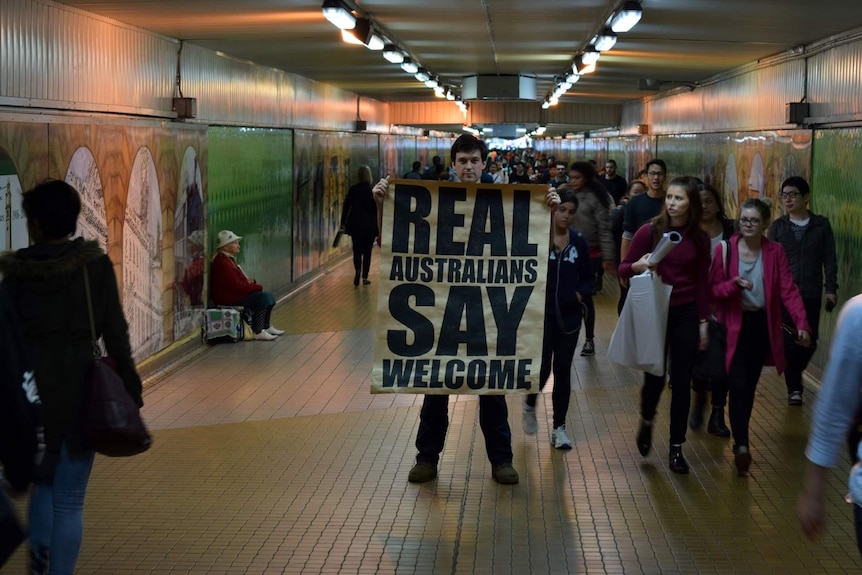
[621,159,668,262]
[768,176,838,406]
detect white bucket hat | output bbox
[216,230,242,249]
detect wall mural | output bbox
[0,149,27,251]
[293,130,381,279]
[174,146,205,338]
[208,127,293,294]
[66,147,108,251]
[808,128,862,369]
[122,147,163,362]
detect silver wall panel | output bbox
[1,0,175,113]
[808,41,862,119]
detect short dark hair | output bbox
[558,187,579,210]
[645,158,667,173]
[606,159,617,167]
[781,176,810,196]
[22,179,81,240]
[450,134,488,164]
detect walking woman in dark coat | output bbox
[0,180,143,575]
[341,165,380,286]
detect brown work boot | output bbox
[492,463,519,484]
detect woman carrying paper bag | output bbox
[618,176,711,474]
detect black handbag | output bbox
[693,240,730,383]
[81,269,152,457]
[693,318,727,382]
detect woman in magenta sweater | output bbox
[619,176,711,474]
[710,198,811,475]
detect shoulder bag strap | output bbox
[82,267,100,359]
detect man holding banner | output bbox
[372,135,559,485]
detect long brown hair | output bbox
[650,176,708,255]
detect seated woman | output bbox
[210,230,284,341]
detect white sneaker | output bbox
[253,330,277,341]
[266,326,285,336]
[551,426,572,450]
[522,402,537,435]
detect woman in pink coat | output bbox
[710,198,811,476]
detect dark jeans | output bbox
[235,290,276,333]
[526,318,580,428]
[581,257,601,340]
[781,297,821,394]
[727,310,770,448]
[641,301,699,445]
[352,234,375,280]
[415,395,513,466]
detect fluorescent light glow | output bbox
[383,44,404,63]
[366,33,385,50]
[574,56,596,75]
[611,1,642,33]
[463,125,479,135]
[446,90,455,101]
[434,86,446,97]
[549,95,559,106]
[322,0,356,30]
[482,127,493,133]
[516,128,527,133]
[400,58,418,74]
[581,46,600,65]
[541,100,551,109]
[341,29,364,45]
[594,28,618,51]
[565,72,580,84]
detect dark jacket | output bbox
[0,285,41,491]
[547,230,594,334]
[341,182,380,241]
[0,239,142,455]
[767,212,838,299]
[210,251,263,305]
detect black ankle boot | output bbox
[689,392,707,430]
[636,420,652,457]
[353,273,360,287]
[707,407,731,437]
[669,445,690,474]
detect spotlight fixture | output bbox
[322,0,356,30]
[574,56,596,75]
[610,1,642,33]
[445,89,455,101]
[581,45,601,66]
[366,32,385,51]
[382,44,404,63]
[594,28,618,51]
[541,99,551,109]
[342,18,371,45]
[434,86,446,98]
[425,76,439,89]
[414,68,431,82]
[400,58,418,74]
[565,72,580,84]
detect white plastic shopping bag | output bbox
[607,271,673,376]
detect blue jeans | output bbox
[29,443,95,575]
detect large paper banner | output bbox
[372,180,550,395]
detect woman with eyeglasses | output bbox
[620,176,711,475]
[689,183,736,436]
[710,197,811,476]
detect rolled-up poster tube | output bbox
[647,230,683,265]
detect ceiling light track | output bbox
[320,0,463,112]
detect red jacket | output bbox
[210,252,262,305]
[709,234,810,375]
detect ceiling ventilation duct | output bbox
[461,75,537,101]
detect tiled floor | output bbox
[4,257,861,574]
